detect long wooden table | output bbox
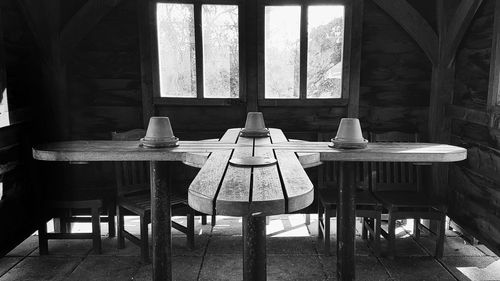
[188,128,316,281]
[33,133,466,281]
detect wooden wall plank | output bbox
[487,0,500,107]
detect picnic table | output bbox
[33,131,466,281]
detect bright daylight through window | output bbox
[265,5,344,99]
[156,3,239,98]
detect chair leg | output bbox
[187,212,195,249]
[435,213,446,259]
[116,206,125,249]
[413,217,420,241]
[388,213,396,258]
[317,202,324,240]
[374,216,381,257]
[108,205,116,238]
[266,216,270,225]
[91,207,102,254]
[361,218,368,240]
[305,213,310,225]
[324,208,331,256]
[201,215,207,225]
[39,218,49,255]
[211,214,216,227]
[140,215,149,263]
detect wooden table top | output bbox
[188,128,315,217]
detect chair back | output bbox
[317,132,369,190]
[369,131,421,192]
[112,129,149,195]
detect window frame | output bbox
[257,0,352,106]
[151,0,246,106]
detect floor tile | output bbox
[268,254,326,281]
[5,236,38,257]
[381,257,455,281]
[198,254,242,281]
[66,256,140,281]
[0,256,81,281]
[29,239,92,257]
[320,255,391,281]
[441,256,500,281]
[418,236,485,257]
[132,255,203,281]
[0,257,21,277]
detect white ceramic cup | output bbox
[334,118,364,142]
[244,112,267,131]
[144,117,175,141]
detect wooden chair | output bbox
[38,166,116,255]
[317,161,382,256]
[370,131,447,258]
[113,129,195,262]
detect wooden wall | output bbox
[0,0,436,254]
[0,1,41,256]
[446,0,500,255]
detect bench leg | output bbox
[140,215,149,263]
[39,219,49,255]
[413,217,420,241]
[388,213,396,258]
[187,211,195,249]
[108,205,116,238]
[117,206,125,249]
[201,215,207,225]
[91,206,102,254]
[243,216,266,281]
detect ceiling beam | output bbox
[371,0,439,65]
[442,0,483,67]
[60,0,123,60]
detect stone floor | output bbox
[0,215,499,281]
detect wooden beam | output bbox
[487,0,500,109]
[442,0,483,66]
[60,0,123,59]
[371,0,438,65]
[347,0,364,118]
[137,0,155,127]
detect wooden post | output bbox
[243,216,267,281]
[150,161,172,281]
[337,162,356,281]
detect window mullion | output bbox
[194,3,204,100]
[299,4,308,100]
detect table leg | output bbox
[337,162,356,281]
[150,161,172,281]
[243,216,266,281]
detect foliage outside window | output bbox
[263,4,345,100]
[156,3,240,99]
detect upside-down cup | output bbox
[331,118,368,149]
[141,117,179,147]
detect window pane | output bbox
[265,6,301,99]
[157,3,196,98]
[202,5,239,98]
[307,6,344,98]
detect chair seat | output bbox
[319,188,379,207]
[118,192,188,216]
[374,191,445,210]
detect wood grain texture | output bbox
[33,141,237,162]
[216,137,253,216]
[275,150,314,213]
[487,0,500,107]
[188,150,232,215]
[267,142,467,163]
[251,137,285,216]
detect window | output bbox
[259,2,349,104]
[155,2,241,102]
